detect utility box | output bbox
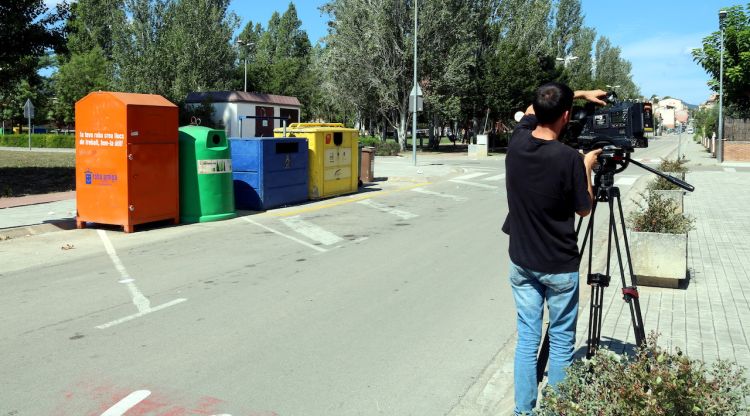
[229,137,308,210]
[75,92,179,233]
[178,125,236,223]
[273,123,359,199]
[360,146,375,183]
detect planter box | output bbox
[629,231,687,288]
[651,189,684,213]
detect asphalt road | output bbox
[0,135,679,416]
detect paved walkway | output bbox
[575,138,750,372]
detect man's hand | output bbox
[583,148,603,170]
[574,90,608,106]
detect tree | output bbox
[322,0,414,149]
[53,47,111,124]
[566,26,596,90]
[553,0,583,60]
[594,36,639,98]
[163,0,239,102]
[0,0,68,95]
[237,4,316,120]
[692,5,750,117]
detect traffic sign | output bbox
[23,99,34,118]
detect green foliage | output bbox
[692,105,719,139]
[53,47,111,124]
[646,158,688,191]
[0,1,68,95]
[693,5,750,117]
[537,333,750,416]
[628,191,695,234]
[374,140,401,156]
[0,134,75,148]
[594,36,640,98]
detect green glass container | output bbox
[178,125,236,223]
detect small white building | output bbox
[185,91,302,138]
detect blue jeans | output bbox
[509,261,579,415]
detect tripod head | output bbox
[592,145,695,193]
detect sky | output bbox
[229,0,734,106]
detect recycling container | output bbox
[273,123,359,199]
[229,137,308,210]
[178,125,236,223]
[360,146,375,183]
[75,92,179,233]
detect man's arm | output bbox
[574,90,608,106]
[576,149,603,217]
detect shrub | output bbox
[374,140,401,156]
[537,333,750,416]
[628,191,694,234]
[0,134,76,148]
[648,158,689,191]
[359,136,380,147]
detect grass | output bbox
[0,150,76,197]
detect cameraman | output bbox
[502,83,606,415]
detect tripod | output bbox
[536,147,695,383]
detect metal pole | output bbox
[718,22,725,163]
[28,116,31,150]
[412,0,418,166]
[244,57,247,93]
[678,124,682,160]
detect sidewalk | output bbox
[575,138,750,370]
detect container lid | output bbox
[77,91,177,108]
[273,122,357,132]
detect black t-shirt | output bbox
[502,114,591,273]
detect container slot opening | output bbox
[210,134,222,146]
[333,132,343,146]
[276,142,299,154]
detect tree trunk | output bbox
[398,112,407,151]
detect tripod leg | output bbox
[611,191,646,348]
[587,285,605,358]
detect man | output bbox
[502,83,606,414]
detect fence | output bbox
[724,118,750,141]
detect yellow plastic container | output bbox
[274,123,359,199]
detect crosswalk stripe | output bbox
[357,199,419,220]
[452,172,488,181]
[280,215,343,246]
[449,179,498,190]
[482,173,506,181]
[411,187,468,202]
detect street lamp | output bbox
[718,9,727,163]
[236,39,255,92]
[555,55,578,67]
[412,0,418,166]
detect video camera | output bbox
[563,91,654,152]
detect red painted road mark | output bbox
[53,381,278,416]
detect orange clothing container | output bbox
[75,92,179,233]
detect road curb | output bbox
[0,219,76,241]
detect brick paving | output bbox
[574,139,750,372]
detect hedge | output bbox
[0,134,76,149]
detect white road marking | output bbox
[411,187,468,202]
[356,199,419,220]
[614,176,638,186]
[243,217,327,253]
[96,230,187,329]
[101,390,151,416]
[280,215,344,246]
[96,298,188,329]
[724,167,737,172]
[452,172,488,181]
[97,230,150,313]
[449,179,498,190]
[482,173,506,181]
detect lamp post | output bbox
[412,0,418,166]
[718,10,727,163]
[236,40,255,92]
[555,55,578,68]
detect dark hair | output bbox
[533,82,574,124]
